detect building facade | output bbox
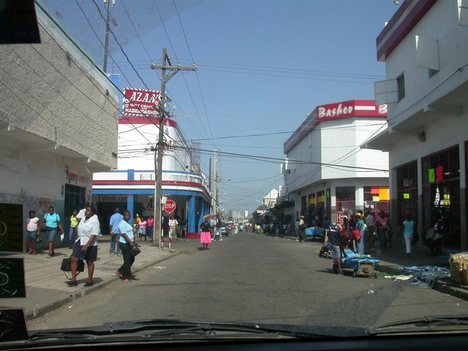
[92,114,211,238]
[0,4,119,252]
[368,0,468,249]
[284,100,389,227]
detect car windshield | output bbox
[2,0,468,345]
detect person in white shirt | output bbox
[168,216,178,249]
[26,210,40,255]
[67,205,99,287]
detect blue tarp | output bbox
[342,249,380,271]
[304,227,325,238]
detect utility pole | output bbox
[211,149,218,216]
[150,48,196,250]
[103,0,114,73]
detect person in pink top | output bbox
[375,210,391,251]
[138,217,147,241]
[146,216,154,241]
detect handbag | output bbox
[130,245,141,257]
[61,257,84,279]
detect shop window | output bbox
[422,146,460,248]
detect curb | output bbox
[433,280,468,301]
[25,251,182,321]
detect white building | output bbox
[284,100,389,226]
[92,90,211,238]
[263,188,280,208]
[368,0,468,249]
[0,4,119,252]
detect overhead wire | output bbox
[152,0,211,143]
[173,0,216,144]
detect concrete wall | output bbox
[0,6,119,169]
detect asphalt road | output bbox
[29,233,468,333]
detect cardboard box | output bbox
[449,253,468,285]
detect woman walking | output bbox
[355,213,367,255]
[117,210,137,281]
[200,215,212,249]
[402,213,415,258]
[26,210,40,255]
[69,209,79,248]
[138,217,147,241]
[43,206,64,257]
[67,205,99,287]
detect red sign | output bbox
[317,100,387,121]
[163,199,176,213]
[123,88,161,117]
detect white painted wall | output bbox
[117,122,191,172]
[384,0,468,127]
[284,117,388,193]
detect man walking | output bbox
[109,207,123,255]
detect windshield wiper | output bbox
[368,315,468,335]
[29,319,343,342]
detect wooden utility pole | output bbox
[150,49,196,250]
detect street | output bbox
[29,232,468,332]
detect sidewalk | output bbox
[0,238,200,321]
[277,232,468,301]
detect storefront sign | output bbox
[379,188,389,201]
[318,103,354,119]
[96,195,127,203]
[123,88,161,117]
[436,166,444,183]
[428,168,435,183]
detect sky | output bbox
[39,0,401,213]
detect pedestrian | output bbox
[428,217,445,256]
[402,213,415,258]
[355,213,367,255]
[349,225,360,253]
[200,215,212,249]
[116,210,138,281]
[109,207,123,255]
[147,215,154,241]
[375,210,391,251]
[162,215,170,247]
[328,224,346,274]
[168,216,178,248]
[297,215,306,242]
[67,205,99,287]
[365,211,375,251]
[43,206,64,257]
[138,217,147,241]
[215,214,223,241]
[133,214,141,236]
[69,209,79,248]
[26,210,40,255]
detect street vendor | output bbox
[328,224,346,274]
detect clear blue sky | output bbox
[41,0,400,213]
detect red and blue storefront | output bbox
[92,169,211,238]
